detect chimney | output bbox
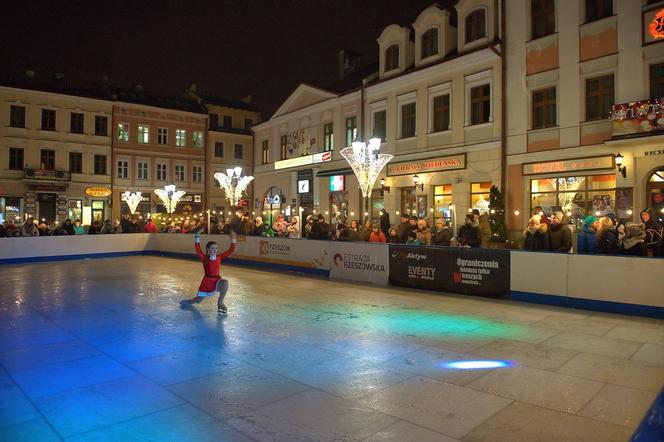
[241,94,252,104]
[337,50,362,81]
[54,72,65,90]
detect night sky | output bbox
[1,0,453,118]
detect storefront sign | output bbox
[178,194,203,203]
[330,175,344,191]
[388,245,510,297]
[274,151,332,170]
[121,193,150,202]
[24,169,71,181]
[85,187,112,197]
[523,156,614,175]
[649,8,664,39]
[329,242,389,285]
[387,154,466,176]
[645,149,664,156]
[611,99,664,136]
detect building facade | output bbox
[252,2,503,231]
[505,0,664,236]
[0,85,113,225]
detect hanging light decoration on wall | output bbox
[154,184,186,214]
[214,167,254,208]
[122,191,143,215]
[340,138,393,198]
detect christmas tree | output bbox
[489,185,506,242]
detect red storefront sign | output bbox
[523,156,615,175]
[387,154,466,176]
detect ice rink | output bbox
[1,255,663,441]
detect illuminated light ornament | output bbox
[443,360,512,370]
[154,184,186,213]
[123,191,143,215]
[340,138,393,198]
[214,167,254,207]
[650,9,664,40]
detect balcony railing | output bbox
[23,169,71,181]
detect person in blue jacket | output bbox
[576,215,598,254]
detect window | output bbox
[401,102,416,138]
[192,131,203,148]
[176,129,186,147]
[117,160,129,178]
[41,109,56,131]
[9,148,24,170]
[433,184,453,221]
[94,155,107,175]
[532,0,555,39]
[157,127,168,145]
[138,125,149,144]
[70,112,84,134]
[585,0,612,23]
[234,143,244,159]
[175,164,185,181]
[432,94,450,132]
[69,152,82,174]
[10,105,25,128]
[586,74,614,121]
[471,182,492,210]
[421,28,439,59]
[280,135,288,159]
[345,116,357,146]
[651,64,664,99]
[465,9,486,43]
[40,149,55,170]
[223,115,232,128]
[209,113,219,128]
[117,123,129,142]
[532,87,557,129]
[262,140,269,164]
[373,110,387,141]
[95,116,108,136]
[192,166,202,183]
[137,161,148,180]
[323,123,334,151]
[156,163,167,181]
[385,44,399,71]
[244,118,253,129]
[214,141,224,157]
[471,84,491,125]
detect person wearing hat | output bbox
[472,208,492,248]
[524,214,549,251]
[622,222,647,256]
[595,215,621,255]
[549,210,572,253]
[396,213,411,243]
[576,215,599,254]
[457,213,481,248]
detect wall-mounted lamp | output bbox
[380,177,390,195]
[413,174,424,191]
[615,153,626,178]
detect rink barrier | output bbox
[1,234,663,318]
[631,387,664,441]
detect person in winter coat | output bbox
[405,230,420,245]
[380,209,390,236]
[415,219,432,245]
[532,206,550,227]
[312,214,330,240]
[362,219,373,241]
[143,218,158,233]
[576,215,599,254]
[239,215,254,236]
[272,214,288,237]
[287,215,301,238]
[61,219,75,235]
[396,214,411,244]
[524,214,550,251]
[368,223,387,243]
[472,209,492,247]
[387,227,400,243]
[457,214,481,247]
[548,211,572,253]
[88,220,102,234]
[21,218,39,237]
[73,220,85,235]
[252,217,267,236]
[640,209,663,255]
[595,216,621,255]
[431,218,452,246]
[622,222,648,256]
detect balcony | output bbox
[23,169,71,182]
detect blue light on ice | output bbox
[443,360,512,370]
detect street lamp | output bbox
[380,177,390,195]
[214,167,254,208]
[413,174,424,191]
[154,184,185,213]
[615,153,626,178]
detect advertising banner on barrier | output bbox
[232,236,329,270]
[329,242,389,285]
[389,245,510,297]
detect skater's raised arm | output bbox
[219,231,237,260]
[194,229,207,262]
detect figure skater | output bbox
[181,229,236,313]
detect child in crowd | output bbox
[181,229,237,313]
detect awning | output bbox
[316,168,353,177]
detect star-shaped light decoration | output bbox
[340,138,393,198]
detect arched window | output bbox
[421,28,439,59]
[385,44,399,71]
[465,9,486,43]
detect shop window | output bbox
[650,64,664,99]
[373,110,386,141]
[433,184,453,223]
[138,125,150,144]
[10,105,25,128]
[432,94,450,132]
[585,0,612,23]
[117,123,129,142]
[647,168,664,214]
[470,84,491,125]
[385,44,399,71]
[1,197,22,224]
[41,109,56,131]
[69,152,82,174]
[262,140,269,164]
[532,87,556,129]
[465,9,486,43]
[40,149,55,170]
[401,187,427,219]
[400,102,416,138]
[329,190,348,226]
[421,28,439,59]
[531,0,555,39]
[68,199,82,221]
[70,112,84,134]
[345,116,357,147]
[94,155,107,175]
[91,201,104,223]
[471,182,492,212]
[324,123,334,151]
[158,127,168,145]
[280,135,288,159]
[95,116,108,136]
[586,74,614,121]
[9,148,24,170]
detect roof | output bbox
[114,89,207,114]
[201,95,260,112]
[324,61,379,94]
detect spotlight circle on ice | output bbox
[443,360,512,370]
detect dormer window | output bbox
[465,9,486,43]
[385,44,400,71]
[421,28,439,59]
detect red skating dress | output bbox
[195,238,236,297]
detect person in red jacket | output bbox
[143,218,158,233]
[181,229,236,313]
[368,223,387,243]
